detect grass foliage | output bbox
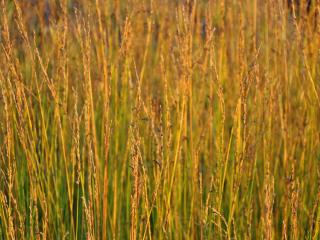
[0,0,320,239]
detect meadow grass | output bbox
[0,0,320,239]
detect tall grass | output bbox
[0,0,320,239]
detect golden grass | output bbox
[0,0,320,239]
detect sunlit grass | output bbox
[0,0,320,239]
